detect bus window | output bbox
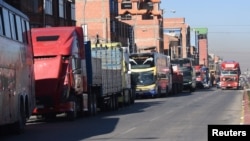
[9,12,17,40]
[2,8,11,38]
[0,7,3,35]
[16,15,23,42]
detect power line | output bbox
[208,31,250,34]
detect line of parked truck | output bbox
[30,26,136,121]
[1,0,243,134]
[29,26,187,121]
[2,24,242,135]
[4,24,241,134]
[30,25,202,122]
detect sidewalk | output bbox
[243,89,250,124]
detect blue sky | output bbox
[161,0,250,71]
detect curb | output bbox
[242,89,250,124]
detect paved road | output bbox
[1,87,244,141]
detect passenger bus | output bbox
[129,52,171,98]
[0,0,35,133]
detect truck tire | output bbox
[124,89,130,106]
[88,92,97,116]
[12,98,26,134]
[118,93,125,108]
[189,85,195,92]
[172,84,177,95]
[130,89,135,104]
[67,101,77,121]
[109,94,118,111]
[113,94,119,111]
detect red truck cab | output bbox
[220,61,241,90]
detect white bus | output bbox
[0,0,35,133]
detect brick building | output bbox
[75,0,116,44]
[118,0,163,53]
[5,0,210,64]
[5,0,76,28]
[75,0,163,53]
[193,28,208,66]
[163,18,191,58]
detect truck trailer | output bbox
[31,26,133,120]
[90,42,135,110]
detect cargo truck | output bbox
[171,64,183,94]
[31,26,133,120]
[194,65,210,88]
[219,60,241,90]
[171,58,196,92]
[91,42,135,109]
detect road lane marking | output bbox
[149,116,160,121]
[121,127,136,135]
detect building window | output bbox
[198,34,207,39]
[45,0,52,15]
[138,0,153,10]
[59,0,64,18]
[142,14,153,20]
[71,3,75,20]
[121,0,132,9]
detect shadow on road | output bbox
[0,99,163,141]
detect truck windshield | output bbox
[129,57,154,69]
[221,70,238,75]
[131,71,155,85]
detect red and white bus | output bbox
[0,0,35,133]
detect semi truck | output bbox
[31,26,133,120]
[91,42,135,109]
[171,58,196,92]
[194,65,210,88]
[129,52,172,98]
[171,64,183,94]
[219,60,241,90]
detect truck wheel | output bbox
[130,89,135,104]
[67,101,77,121]
[124,89,130,106]
[190,85,195,92]
[113,94,119,111]
[88,92,97,116]
[12,99,26,134]
[118,93,125,108]
[109,94,118,111]
[172,84,177,95]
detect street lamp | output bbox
[161,9,176,58]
